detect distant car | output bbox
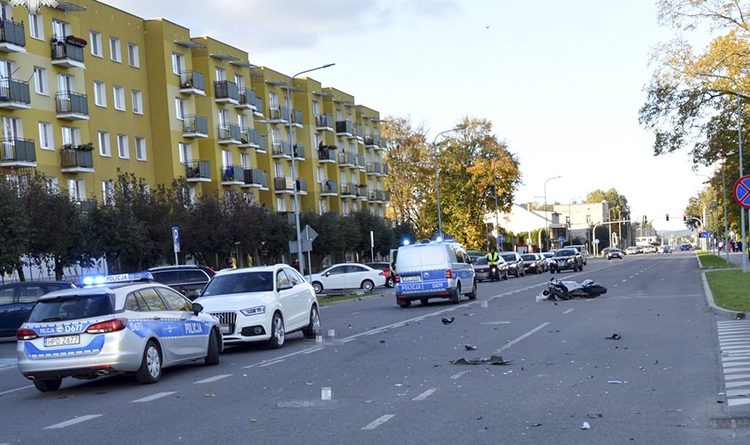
[194,265,319,348]
[473,256,508,282]
[148,265,214,300]
[499,252,525,277]
[521,253,545,274]
[606,248,624,260]
[680,243,692,251]
[365,262,394,287]
[660,245,672,254]
[626,246,640,255]
[541,251,556,269]
[567,245,588,265]
[549,248,583,273]
[0,281,76,337]
[309,263,386,294]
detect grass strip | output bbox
[697,252,732,269]
[706,269,750,313]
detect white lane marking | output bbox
[725,367,750,373]
[495,322,551,353]
[242,346,322,368]
[130,391,176,403]
[0,385,32,396]
[725,362,750,368]
[361,414,395,430]
[622,280,627,283]
[193,374,232,384]
[450,370,469,380]
[365,330,385,336]
[259,359,285,367]
[721,345,750,351]
[728,398,750,407]
[725,373,750,381]
[563,308,574,314]
[725,381,750,389]
[412,388,437,401]
[726,388,750,397]
[723,356,750,362]
[43,414,103,429]
[303,347,323,354]
[480,321,511,325]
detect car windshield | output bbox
[474,257,488,265]
[555,249,576,257]
[200,272,274,296]
[500,254,516,261]
[28,294,114,322]
[521,254,536,261]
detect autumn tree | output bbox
[0,177,28,280]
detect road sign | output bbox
[699,231,711,239]
[558,236,565,243]
[594,239,600,244]
[734,175,750,209]
[289,240,313,253]
[498,235,505,244]
[172,226,180,253]
[303,225,318,242]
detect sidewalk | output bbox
[720,252,745,268]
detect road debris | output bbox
[606,333,621,340]
[737,313,746,320]
[587,413,603,419]
[464,344,477,351]
[581,421,591,430]
[441,317,455,325]
[450,355,511,366]
[608,380,626,384]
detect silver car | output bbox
[16,273,222,392]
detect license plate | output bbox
[220,325,232,334]
[401,275,420,282]
[44,335,80,347]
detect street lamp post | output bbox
[287,63,335,276]
[433,127,461,239]
[543,176,562,250]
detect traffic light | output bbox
[683,214,687,222]
[642,215,647,224]
[565,216,570,227]
[666,213,669,222]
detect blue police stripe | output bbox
[24,335,105,359]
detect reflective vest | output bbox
[487,252,500,265]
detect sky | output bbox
[104,0,716,231]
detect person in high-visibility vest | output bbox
[487,247,500,266]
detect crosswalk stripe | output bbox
[725,381,750,389]
[726,388,750,397]
[723,356,750,362]
[728,398,750,407]
[725,374,750,381]
[724,367,750,374]
[723,362,750,368]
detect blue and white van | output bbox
[394,240,476,308]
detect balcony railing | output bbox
[364,136,380,147]
[340,183,357,196]
[184,160,211,181]
[0,138,35,165]
[217,123,242,143]
[243,168,268,188]
[315,114,333,129]
[251,95,264,114]
[292,143,305,159]
[240,128,263,148]
[0,78,30,109]
[214,80,239,103]
[0,19,26,51]
[337,151,356,166]
[384,191,391,201]
[221,165,244,183]
[321,179,337,195]
[179,70,205,94]
[56,92,89,119]
[237,89,260,109]
[291,109,303,126]
[336,120,353,135]
[272,141,293,158]
[296,178,307,193]
[269,106,290,122]
[369,190,385,202]
[51,36,85,67]
[357,154,366,169]
[355,124,363,139]
[274,176,295,192]
[74,199,97,213]
[366,162,383,175]
[318,145,336,162]
[182,115,208,137]
[383,164,390,175]
[61,146,93,170]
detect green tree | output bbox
[0,177,28,280]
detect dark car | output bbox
[499,252,526,277]
[148,265,214,300]
[473,256,508,281]
[0,281,76,337]
[365,262,394,287]
[549,248,583,273]
[521,253,545,274]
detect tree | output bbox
[586,189,631,221]
[0,177,28,280]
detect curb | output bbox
[701,271,734,316]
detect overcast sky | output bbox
[106,0,713,231]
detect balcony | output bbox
[214,80,239,105]
[274,176,295,194]
[0,139,35,167]
[271,141,293,158]
[292,143,305,160]
[217,123,242,145]
[0,78,30,109]
[365,136,382,149]
[357,154,366,170]
[56,92,89,120]
[267,106,290,123]
[337,151,355,167]
[51,36,85,68]
[321,179,337,196]
[317,145,336,163]
[184,160,211,182]
[276,211,296,225]
[182,115,208,138]
[355,124,364,141]
[355,184,368,199]
[340,183,356,198]
[179,71,206,96]
[296,178,307,195]
[369,190,385,203]
[384,191,391,202]
[251,96,264,117]
[242,168,268,189]
[221,165,244,186]
[366,162,383,176]
[336,120,353,136]
[239,128,263,149]
[74,199,97,213]
[0,19,26,53]
[290,109,303,127]
[315,114,334,131]
[237,89,259,110]
[382,164,390,175]
[60,146,94,173]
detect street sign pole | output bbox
[370,230,374,262]
[733,174,750,272]
[172,226,180,266]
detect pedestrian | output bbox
[292,258,300,272]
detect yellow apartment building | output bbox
[0,0,388,217]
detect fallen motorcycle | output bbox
[541,278,607,301]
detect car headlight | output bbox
[550,260,557,265]
[240,306,266,316]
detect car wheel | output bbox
[550,269,555,274]
[267,312,285,349]
[204,329,220,366]
[136,340,162,384]
[579,265,584,271]
[451,284,461,304]
[386,277,394,287]
[503,271,508,280]
[420,298,429,305]
[398,300,411,308]
[467,281,477,300]
[302,305,320,339]
[361,280,375,292]
[33,378,62,392]
[312,282,323,294]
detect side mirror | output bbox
[192,302,203,316]
[324,272,330,277]
[278,281,293,291]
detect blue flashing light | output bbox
[82,276,96,286]
[436,236,443,242]
[402,239,411,246]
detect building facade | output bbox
[0,0,389,216]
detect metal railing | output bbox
[184,160,211,179]
[179,70,205,91]
[61,147,93,169]
[56,91,89,116]
[214,80,239,102]
[0,78,30,105]
[182,115,208,135]
[0,19,25,47]
[51,37,84,63]
[222,165,243,182]
[243,168,268,187]
[217,123,242,141]
[0,138,35,163]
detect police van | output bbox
[394,240,476,308]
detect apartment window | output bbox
[33,67,48,95]
[312,101,320,116]
[127,43,140,67]
[274,162,283,178]
[240,152,250,169]
[178,142,191,163]
[336,109,342,120]
[113,86,125,111]
[269,92,278,109]
[218,109,228,127]
[52,19,70,40]
[61,126,80,146]
[68,179,85,201]
[117,134,129,159]
[90,31,102,57]
[276,197,286,212]
[38,122,53,151]
[234,74,245,90]
[93,81,106,107]
[102,181,114,205]
[175,97,187,120]
[131,90,143,114]
[171,53,184,75]
[45,177,59,192]
[135,137,146,161]
[215,67,226,82]
[29,14,44,40]
[98,131,110,157]
[271,127,281,144]
[238,113,248,129]
[56,73,73,93]
[317,166,324,183]
[342,201,349,216]
[221,150,231,168]
[109,37,121,62]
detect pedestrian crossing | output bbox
[718,320,750,406]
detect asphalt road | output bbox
[0,252,748,444]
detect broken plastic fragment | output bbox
[450,355,511,365]
[464,344,477,351]
[581,421,591,430]
[441,317,455,325]
[587,413,603,419]
[606,333,621,340]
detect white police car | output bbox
[16,273,222,392]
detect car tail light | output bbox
[445,269,453,279]
[394,274,400,283]
[86,318,128,334]
[16,329,38,341]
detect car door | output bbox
[157,287,208,359]
[275,269,298,326]
[322,265,347,289]
[284,267,310,330]
[344,265,367,289]
[136,287,182,364]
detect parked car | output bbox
[499,252,525,277]
[521,253,545,274]
[606,248,624,260]
[660,245,672,254]
[567,245,589,265]
[194,265,319,348]
[309,263,386,294]
[0,281,76,337]
[473,255,508,282]
[541,251,556,269]
[16,273,221,392]
[626,246,641,255]
[365,262,394,287]
[549,248,583,273]
[394,240,476,307]
[147,265,214,300]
